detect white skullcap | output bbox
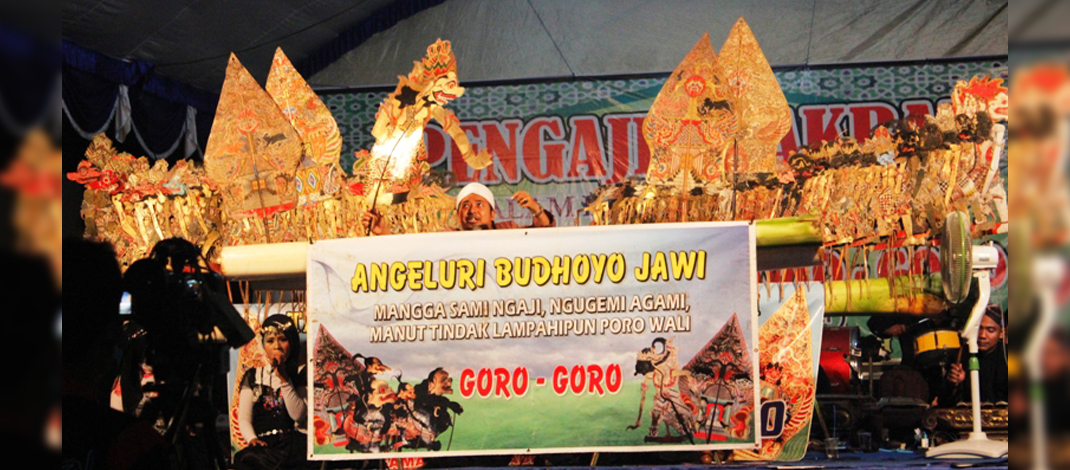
[456,182,495,209]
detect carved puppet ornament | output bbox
[265,47,344,207]
[718,18,792,176]
[204,54,302,225]
[643,33,737,188]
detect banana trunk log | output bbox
[825,275,948,315]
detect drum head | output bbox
[913,330,961,368]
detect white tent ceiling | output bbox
[62,0,1008,95]
[313,0,1008,89]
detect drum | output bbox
[821,327,860,394]
[913,329,961,368]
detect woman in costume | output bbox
[234,315,307,470]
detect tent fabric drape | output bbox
[62,43,213,160]
[311,0,1008,88]
[61,66,118,139]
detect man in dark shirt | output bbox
[939,309,1008,406]
[63,238,166,470]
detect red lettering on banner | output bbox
[777,107,800,160]
[800,105,848,146]
[424,99,948,190]
[460,368,475,398]
[567,116,608,180]
[521,117,567,182]
[606,364,622,393]
[636,124,651,177]
[477,368,493,397]
[424,125,448,168]
[481,120,523,184]
[913,246,941,275]
[847,103,898,143]
[552,365,569,395]
[604,114,646,183]
[512,367,529,397]
[452,123,489,183]
[851,265,867,280]
[587,365,604,395]
[570,365,586,395]
[823,249,843,281]
[901,100,934,129]
[876,247,911,278]
[460,367,530,398]
[494,368,511,398]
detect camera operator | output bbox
[120,238,253,469]
[63,238,166,470]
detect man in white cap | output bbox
[362,182,553,234]
[455,182,553,230]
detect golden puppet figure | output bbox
[718,18,792,176]
[643,33,737,189]
[204,54,303,244]
[265,47,344,208]
[358,39,492,205]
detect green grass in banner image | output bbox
[448,378,751,451]
[314,378,753,454]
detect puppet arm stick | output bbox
[626,380,649,430]
[447,409,457,451]
[367,119,418,235]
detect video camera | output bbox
[124,238,254,350]
[120,238,254,469]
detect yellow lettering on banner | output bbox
[634,251,705,282]
[532,256,551,286]
[457,259,475,290]
[590,254,607,283]
[634,252,651,281]
[551,255,571,285]
[371,262,388,292]
[649,252,668,281]
[670,251,698,280]
[349,249,692,292]
[389,262,406,291]
[572,255,590,284]
[514,257,532,286]
[351,263,367,292]
[456,259,486,290]
[607,253,626,283]
[423,260,438,289]
[697,250,706,279]
[439,260,456,289]
[407,261,424,290]
[495,257,512,287]
[477,258,486,289]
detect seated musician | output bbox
[867,314,950,403]
[938,308,1008,406]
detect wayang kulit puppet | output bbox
[628,315,754,443]
[354,39,492,206]
[585,18,1008,250]
[310,325,463,453]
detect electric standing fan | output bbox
[926,212,1007,459]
